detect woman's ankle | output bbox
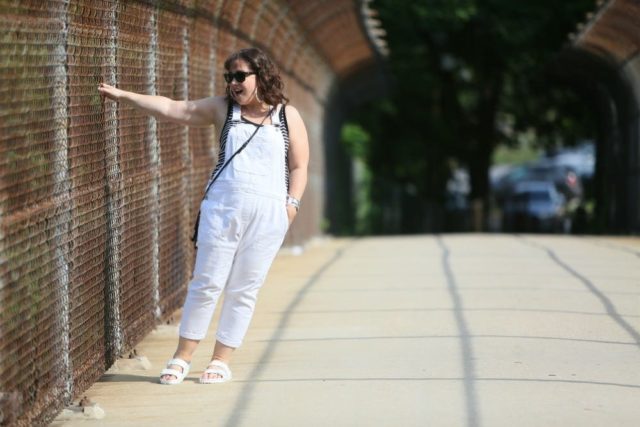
[173,352,193,362]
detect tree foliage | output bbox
[350,0,595,232]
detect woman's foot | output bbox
[200,340,235,382]
[160,364,183,382]
[159,337,200,384]
[200,359,232,383]
[160,357,191,385]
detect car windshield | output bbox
[515,191,551,203]
[528,168,556,178]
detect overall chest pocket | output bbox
[230,126,281,177]
[232,139,272,176]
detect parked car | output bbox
[492,162,583,203]
[524,161,582,201]
[502,181,569,233]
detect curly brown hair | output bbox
[224,48,289,106]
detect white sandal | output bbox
[200,360,232,384]
[159,358,190,385]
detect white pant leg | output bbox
[215,197,288,348]
[179,197,243,340]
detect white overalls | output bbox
[179,102,290,347]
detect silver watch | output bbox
[286,195,300,211]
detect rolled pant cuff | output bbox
[215,334,241,348]
[179,330,207,340]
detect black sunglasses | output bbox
[223,71,256,83]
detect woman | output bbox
[98,47,309,384]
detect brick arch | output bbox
[557,0,640,232]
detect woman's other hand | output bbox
[286,204,297,226]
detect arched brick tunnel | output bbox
[0,1,387,425]
[551,0,640,233]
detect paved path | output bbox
[53,234,640,426]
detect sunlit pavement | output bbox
[53,234,640,427]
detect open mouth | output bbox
[231,87,244,97]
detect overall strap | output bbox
[278,104,291,193]
[231,102,242,121]
[208,100,234,182]
[278,104,289,133]
[271,104,281,126]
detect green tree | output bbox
[354,0,595,232]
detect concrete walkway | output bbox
[52,234,640,427]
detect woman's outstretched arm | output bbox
[97,83,226,127]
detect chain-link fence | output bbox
[0,0,384,424]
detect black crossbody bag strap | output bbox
[191,105,274,246]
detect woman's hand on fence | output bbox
[98,83,124,102]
